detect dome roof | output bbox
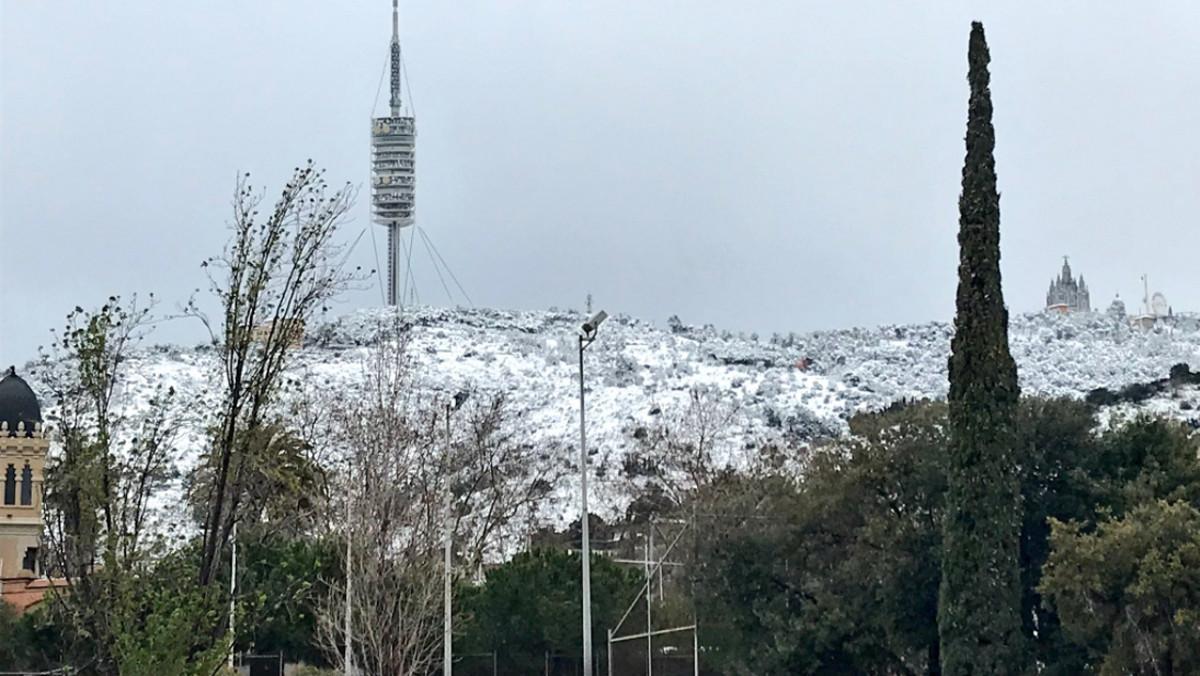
[0,367,42,437]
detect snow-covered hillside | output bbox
[30,306,1200,526]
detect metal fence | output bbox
[234,652,283,676]
[451,651,606,676]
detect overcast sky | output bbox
[2,1,1198,364]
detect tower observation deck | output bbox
[372,0,416,306]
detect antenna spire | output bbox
[389,0,402,116]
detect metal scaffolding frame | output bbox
[605,519,700,676]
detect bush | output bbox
[1041,501,1200,675]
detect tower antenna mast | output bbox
[1143,274,1150,316]
[390,0,402,116]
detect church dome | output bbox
[0,367,42,437]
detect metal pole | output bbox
[229,520,237,672]
[579,335,593,676]
[607,629,613,676]
[646,527,652,676]
[692,507,699,676]
[693,626,699,676]
[444,405,454,676]
[656,523,664,602]
[344,469,354,676]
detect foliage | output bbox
[1012,398,1098,674]
[1094,415,1200,512]
[1041,501,1200,675]
[696,404,948,675]
[1085,363,1200,407]
[693,399,1200,675]
[34,297,212,672]
[941,20,1027,675]
[457,549,641,673]
[0,603,62,672]
[187,424,329,539]
[29,163,361,670]
[191,162,363,588]
[106,549,228,676]
[236,534,339,666]
[38,297,178,582]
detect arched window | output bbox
[3,464,14,505]
[20,463,33,506]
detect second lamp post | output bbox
[577,309,607,676]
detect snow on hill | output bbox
[30,306,1200,527]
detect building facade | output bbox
[0,367,49,612]
[1046,256,1091,312]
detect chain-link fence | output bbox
[608,624,703,676]
[234,652,283,676]
[450,651,608,676]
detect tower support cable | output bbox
[418,227,474,306]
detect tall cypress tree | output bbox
[938,22,1028,675]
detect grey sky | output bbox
[3,1,1199,364]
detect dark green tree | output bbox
[0,604,63,672]
[1041,500,1200,675]
[1014,398,1101,674]
[457,549,640,674]
[939,21,1028,674]
[234,534,339,666]
[694,404,950,675]
[691,399,1200,674]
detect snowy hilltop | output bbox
[29,305,1200,526]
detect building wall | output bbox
[0,428,47,579]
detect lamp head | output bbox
[581,310,608,339]
[453,390,470,411]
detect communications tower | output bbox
[372,0,416,306]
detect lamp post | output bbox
[229,520,237,672]
[578,310,607,676]
[344,458,354,676]
[444,391,470,676]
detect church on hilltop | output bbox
[1045,256,1091,313]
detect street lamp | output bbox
[229,520,238,672]
[343,456,355,676]
[444,390,470,676]
[578,309,607,676]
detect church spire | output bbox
[1046,255,1090,312]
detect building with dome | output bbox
[0,366,51,612]
[1046,256,1091,313]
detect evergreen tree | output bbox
[938,21,1029,674]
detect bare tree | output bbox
[320,545,444,675]
[316,330,563,674]
[450,393,561,569]
[189,162,363,587]
[631,387,742,507]
[313,332,440,675]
